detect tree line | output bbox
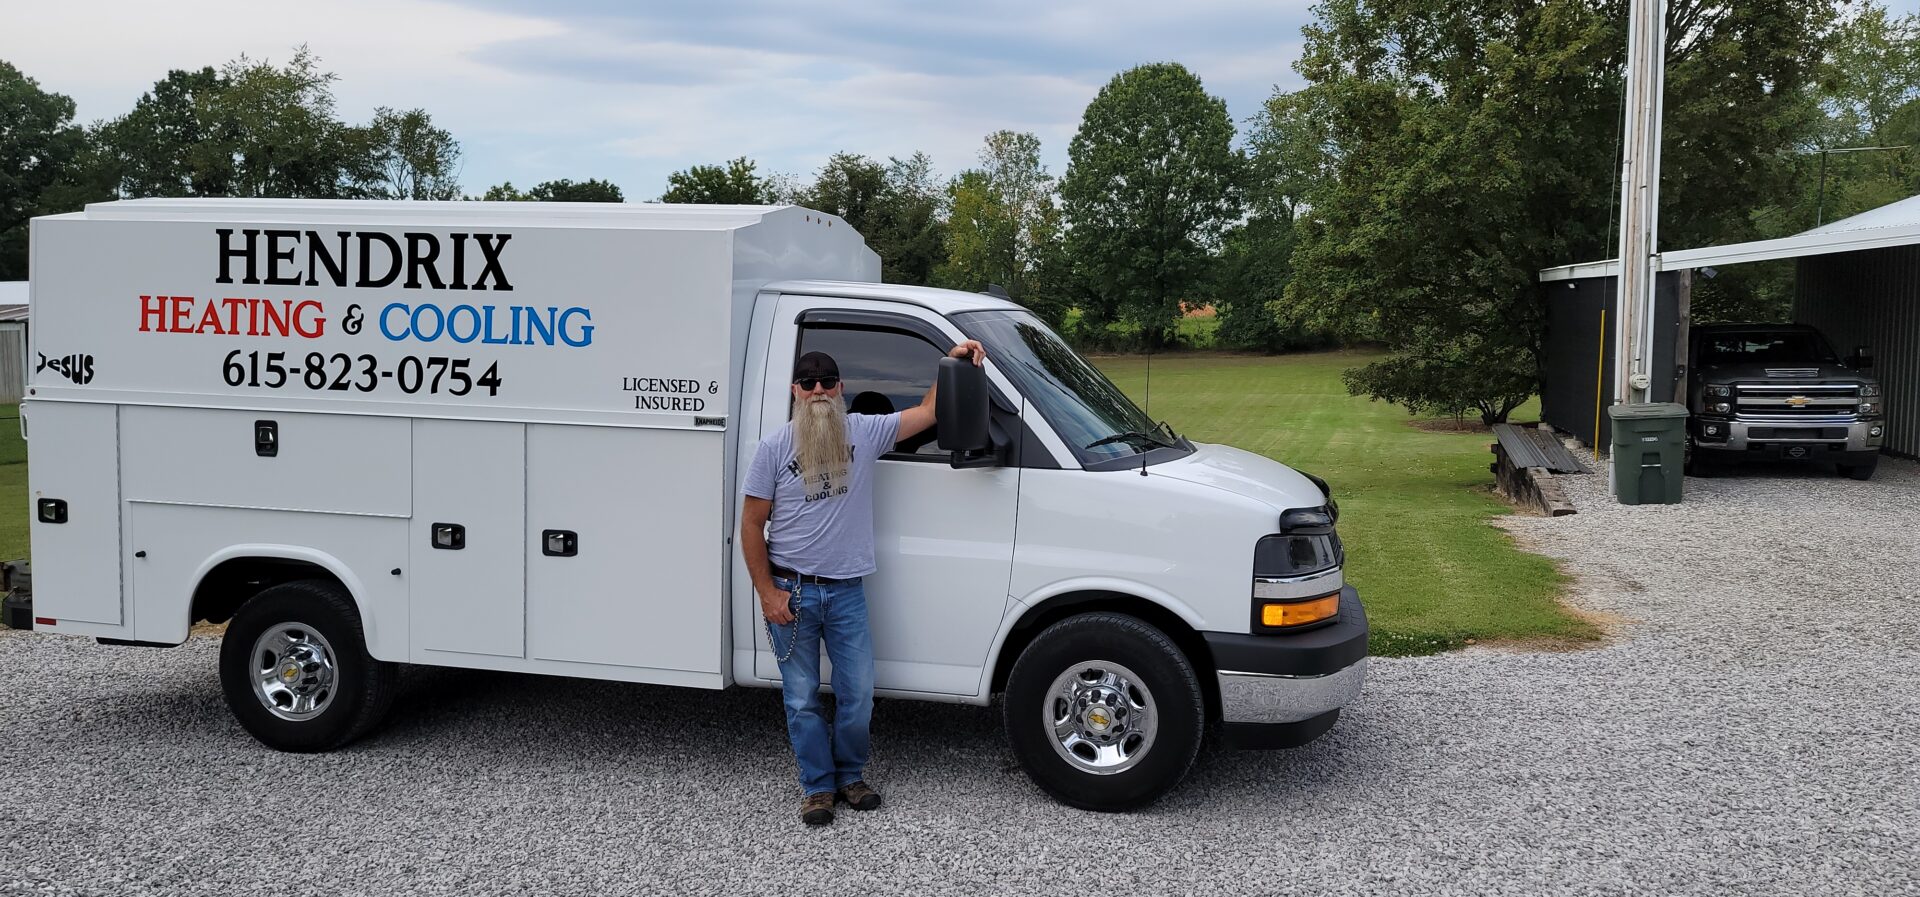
[4,1,1917,422]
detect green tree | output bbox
[938,131,1064,322]
[796,151,945,285]
[527,179,623,202]
[194,47,375,198]
[1216,98,1332,352]
[871,152,947,286]
[95,67,230,197]
[661,157,770,203]
[1283,0,1841,423]
[0,60,93,279]
[365,107,461,200]
[799,152,887,231]
[1061,64,1241,344]
[478,179,624,202]
[479,181,527,201]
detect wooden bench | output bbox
[1489,424,1585,516]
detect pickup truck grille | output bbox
[1733,384,1859,418]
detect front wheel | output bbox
[1003,612,1204,811]
[219,579,398,752]
[1838,458,1878,481]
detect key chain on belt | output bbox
[766,578,801,663]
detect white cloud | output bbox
[2,0,1321,200]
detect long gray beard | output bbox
[794,395,850,486]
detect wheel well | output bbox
[991,590,1220,720]
[190,558,342,625]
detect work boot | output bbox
[800,791,835,826]
[836,781,882,811]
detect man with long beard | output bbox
[740,341,986,826]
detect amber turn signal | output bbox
[1261,591,1340,628]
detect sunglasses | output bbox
[793,376,840,391]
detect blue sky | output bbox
[5,0,1917,201]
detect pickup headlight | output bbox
[1859,402,1878,415]
[1859,384,1880,397]
[1709,402,1731,414]
[1705,385,1732,397]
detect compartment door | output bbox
[525,424,723,680]
[410,420,526,660]
[26,402,123,626]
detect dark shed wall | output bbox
[1540,270,1685,449]
[1796,244,1920,458]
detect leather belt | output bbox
[770,565,857,585]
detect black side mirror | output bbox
[1851,346,1874,370]
[936,357,992,458]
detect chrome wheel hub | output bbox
[251,623,338,721]
[1045,660,1157,775]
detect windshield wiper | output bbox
[1085,429,1175,452]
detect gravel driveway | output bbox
[3,460,1917,897]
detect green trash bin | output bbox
[1607,402,1688,505]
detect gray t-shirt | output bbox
[743,412,902,579]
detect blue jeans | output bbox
[769,576,874,796]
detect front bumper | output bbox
[1695,416,1882,454]
[1203,585,1368,749]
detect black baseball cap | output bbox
[793,352,839,381]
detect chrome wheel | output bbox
[1044,660,1157,775]
[250,623,338,721]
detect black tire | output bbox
[1839,459,1878,481]
[1684,439,1713,477]
[219,579,398,752]
[1003,612,1204,811]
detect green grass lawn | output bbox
[1094,351,1593,657]
[0,404,21,562]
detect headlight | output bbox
[1255,532,1342,578]
[1859,402,1877,415]
[1706,385,1731,397]
[1859,384,1880,397]
[1710,402,1731,414]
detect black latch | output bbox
[431,523,465,550]
[255,420,278,457]
[37,499,67,524]
[542,530,578,557]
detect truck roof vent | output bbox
[1765,368,1819,378]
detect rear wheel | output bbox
[219,579,397,752]
[1003,612,1204,811]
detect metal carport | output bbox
[1539,193,1920,458]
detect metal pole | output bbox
[1611,0,1665,497]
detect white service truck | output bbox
[22,199,1367,810]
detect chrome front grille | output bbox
[1733,384,1859,418]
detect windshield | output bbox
[952,309,1186,466]
[1698,332,1838,366]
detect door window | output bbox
[797,326,945,456]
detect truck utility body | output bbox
[24,199,1367,809]
[1688,323,1884,479]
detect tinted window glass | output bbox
[798,326,944,455]
[951,309,1185,466]
[1698,333,1837,366]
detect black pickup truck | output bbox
[1687,323,1885,479]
